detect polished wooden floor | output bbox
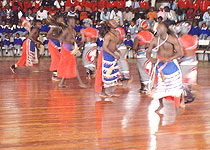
[0,57,210,150]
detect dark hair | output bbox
[161,21,176,37]
[100,21,110,38]
[157,16,163,20]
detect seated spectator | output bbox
[200,0,210,14]
[199,23,210,39]
[13,5,23,25]
[54,0,65,10]
[124,34,133,48]
[68,6,77,17]
[202,7,210,27]
[96,35,103,54]
[91,7,101,23]
[83,0,93,13]
[132,0,140,10]
[75,19,82,34]
[157,6,165,19]
[40,20,50,33]
[189,21,200,36]
[94,21,101,31]
[164,6,177,25]
[16,21,28,37]
[195,9,203,23]
[65,0,81,12]
[110,7,123,26]
[127,19,138,39]
[7,22,16,37]
[4,4,13,23]
[0,20,8,38]
[3,34,13,54]
[167,0,177,10]
[48,6,56,16]
[76,32,82,43]
[79,6,89,21]
[126,0,132,8]
[36,6,48,21]
[190,0,199,13]
[176,8,186,22]
[139,0,149,11]
[100,8,110,21]
[115,0,125,10]
[123,7,133,25]
[42,0,54,7]
[11,0,22,11]
[25,8,35,24]
[14,33,22,55]
[0,7,6,25]
[186,8,195,21]
[147,7,157,29]
[33,0,42,13]
[23,0,32,13]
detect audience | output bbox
[0,0,210,57]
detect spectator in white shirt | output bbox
[54,0,65,9]
[164,6,177,25]
[202,7,210,27]
[36,6,48,21]
[100,8,110,21]
[110,7,123,26]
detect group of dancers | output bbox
[9,14,199,112]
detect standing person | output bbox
[80,18,99,79]
[133,20,153,93]
[47,15,66,81]
[95,19,121,98]
[116,27,131,83]
[178,23,198,105]
[146,22,183,111]
[57,16,86,88]
[10,20,42,73]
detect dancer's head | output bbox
[67,16,75,28]
[35,20,42,29]
[157,22,175,37]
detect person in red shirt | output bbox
[49,6,57,16]
[65,0,80,12]
[190,0,200,12]
[106,0,115,9]
[33,0,42,13]
[83,0,92,13]
[139,0,149,10]
[23,0,32,13]
[11,0,22,11]
[114,0,125,10]
[178,0,190,9]
[200,0,210,14]
[97,0,107,11]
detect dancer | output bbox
[178,22,198,105]
[10,20,42,73]
[133,20,153,93]
[57,16,86,88]
[80,18,99,79]
[116,27,131,83]
[47,15,66,81]
[146,22,183,111]
[95,19,121,98]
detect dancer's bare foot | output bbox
[99,93,111,98]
